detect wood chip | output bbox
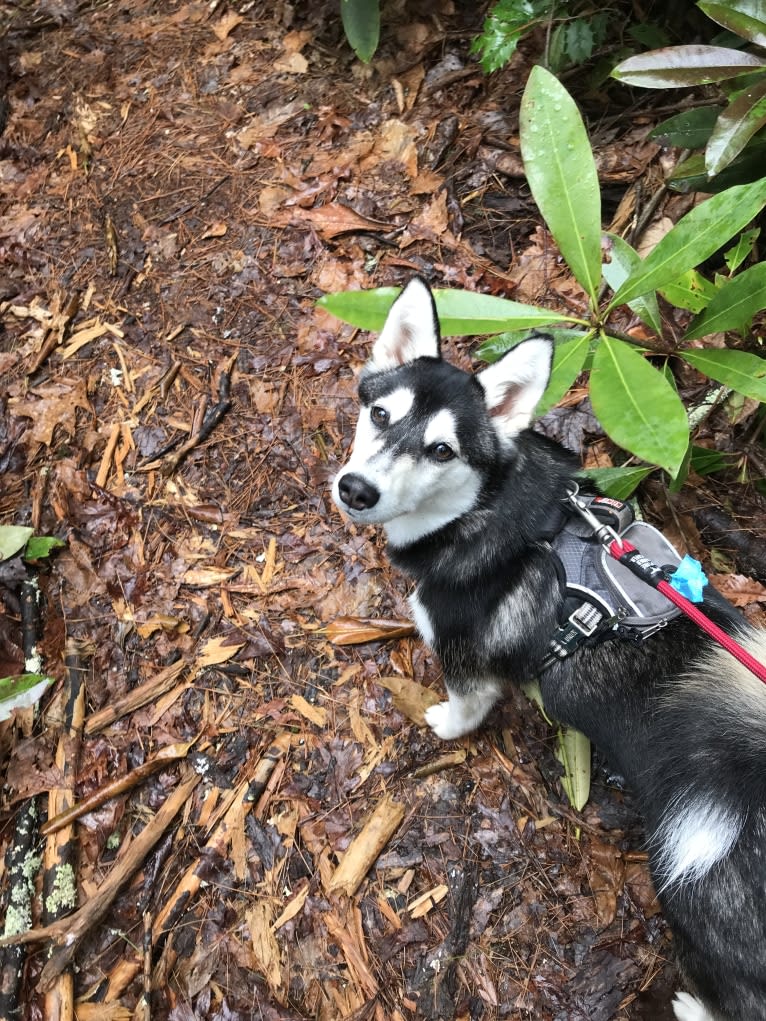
[328,795,405,897]
[288,693,327,727]
[408,882,448,918]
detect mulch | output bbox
[1,2,765,1018]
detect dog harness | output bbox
[543,493,683,661]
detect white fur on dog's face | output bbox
[332,276,553,546]
[331,395,484,546]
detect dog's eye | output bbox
[370,405,389,426]
[430,442,455,463]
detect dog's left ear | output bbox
[369,277,441,371]
[477,334,553,440]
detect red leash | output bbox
[608,538,766,685]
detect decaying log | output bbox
[0,575,46,1018]
[0,800,39,1021]
[693,504,766,584]
[0,772,200,982]
[406,861,480,1019]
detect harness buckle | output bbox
[549,601,607,659]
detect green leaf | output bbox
[699,0,766,48]
[678,347,766,401]
[659,269,717,312]
[0,525,34,561]
[547,21,568,72]
[649,106,721,148]
[520,65,602,304]
[538,332,592,413]
[603,233,662,333]
[611,45,766,88]
[478,329,591,413]
[0,673,53,722]
[523,679,593,807]
[548,18,596,72]
[690,444,735,475]
[608,178,766,308]
[471,0,545,73]
[668,144,766,192]
[579,465,654,499]
[684,262,766,338]
[318,287,573,334]
[340,0,380,63]
[476,326,582,362]
[628,22,671,49]
[724,227,760,272]
[590,337,690,475]
[706,77,766,174]
[24,536,66,561]
[556,727,591,810]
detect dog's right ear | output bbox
[369,277,441,371]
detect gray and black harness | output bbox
[542,493,683,665]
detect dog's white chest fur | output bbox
[409,590,435,648]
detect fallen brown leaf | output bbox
[709,573,766,606]
[377,675,440,725]
[325,616,415,645]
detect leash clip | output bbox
[564,483,625,549]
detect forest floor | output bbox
[2,2,766,1019]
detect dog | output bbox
[332,277,766,1021]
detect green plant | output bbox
[613,0,766,191]
[319,66,766,497]
[341,0,380,62]
[0,525,64,721]
[472,0,667,74]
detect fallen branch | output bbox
[328,794,405,897]
[28,290,81,374]
[0,771,200,985]
[103,731,291,1002]
[140,355,235,474]
[84,660,187,734]
[157,175,231,227]
[41,740,194,836]
[43,640,86,1021]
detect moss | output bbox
[45,863,77,916]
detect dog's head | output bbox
[332,277,553,547]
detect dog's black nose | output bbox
[338,473,380,511]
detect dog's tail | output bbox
[649,627,766,892]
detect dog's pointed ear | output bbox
[477,334,553,440]
[369,277,441,371]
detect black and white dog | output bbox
[332,277,766,1021]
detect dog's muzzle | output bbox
[336,472,380,512]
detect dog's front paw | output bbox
[671,992,713,1021]
[424,701,469,740]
